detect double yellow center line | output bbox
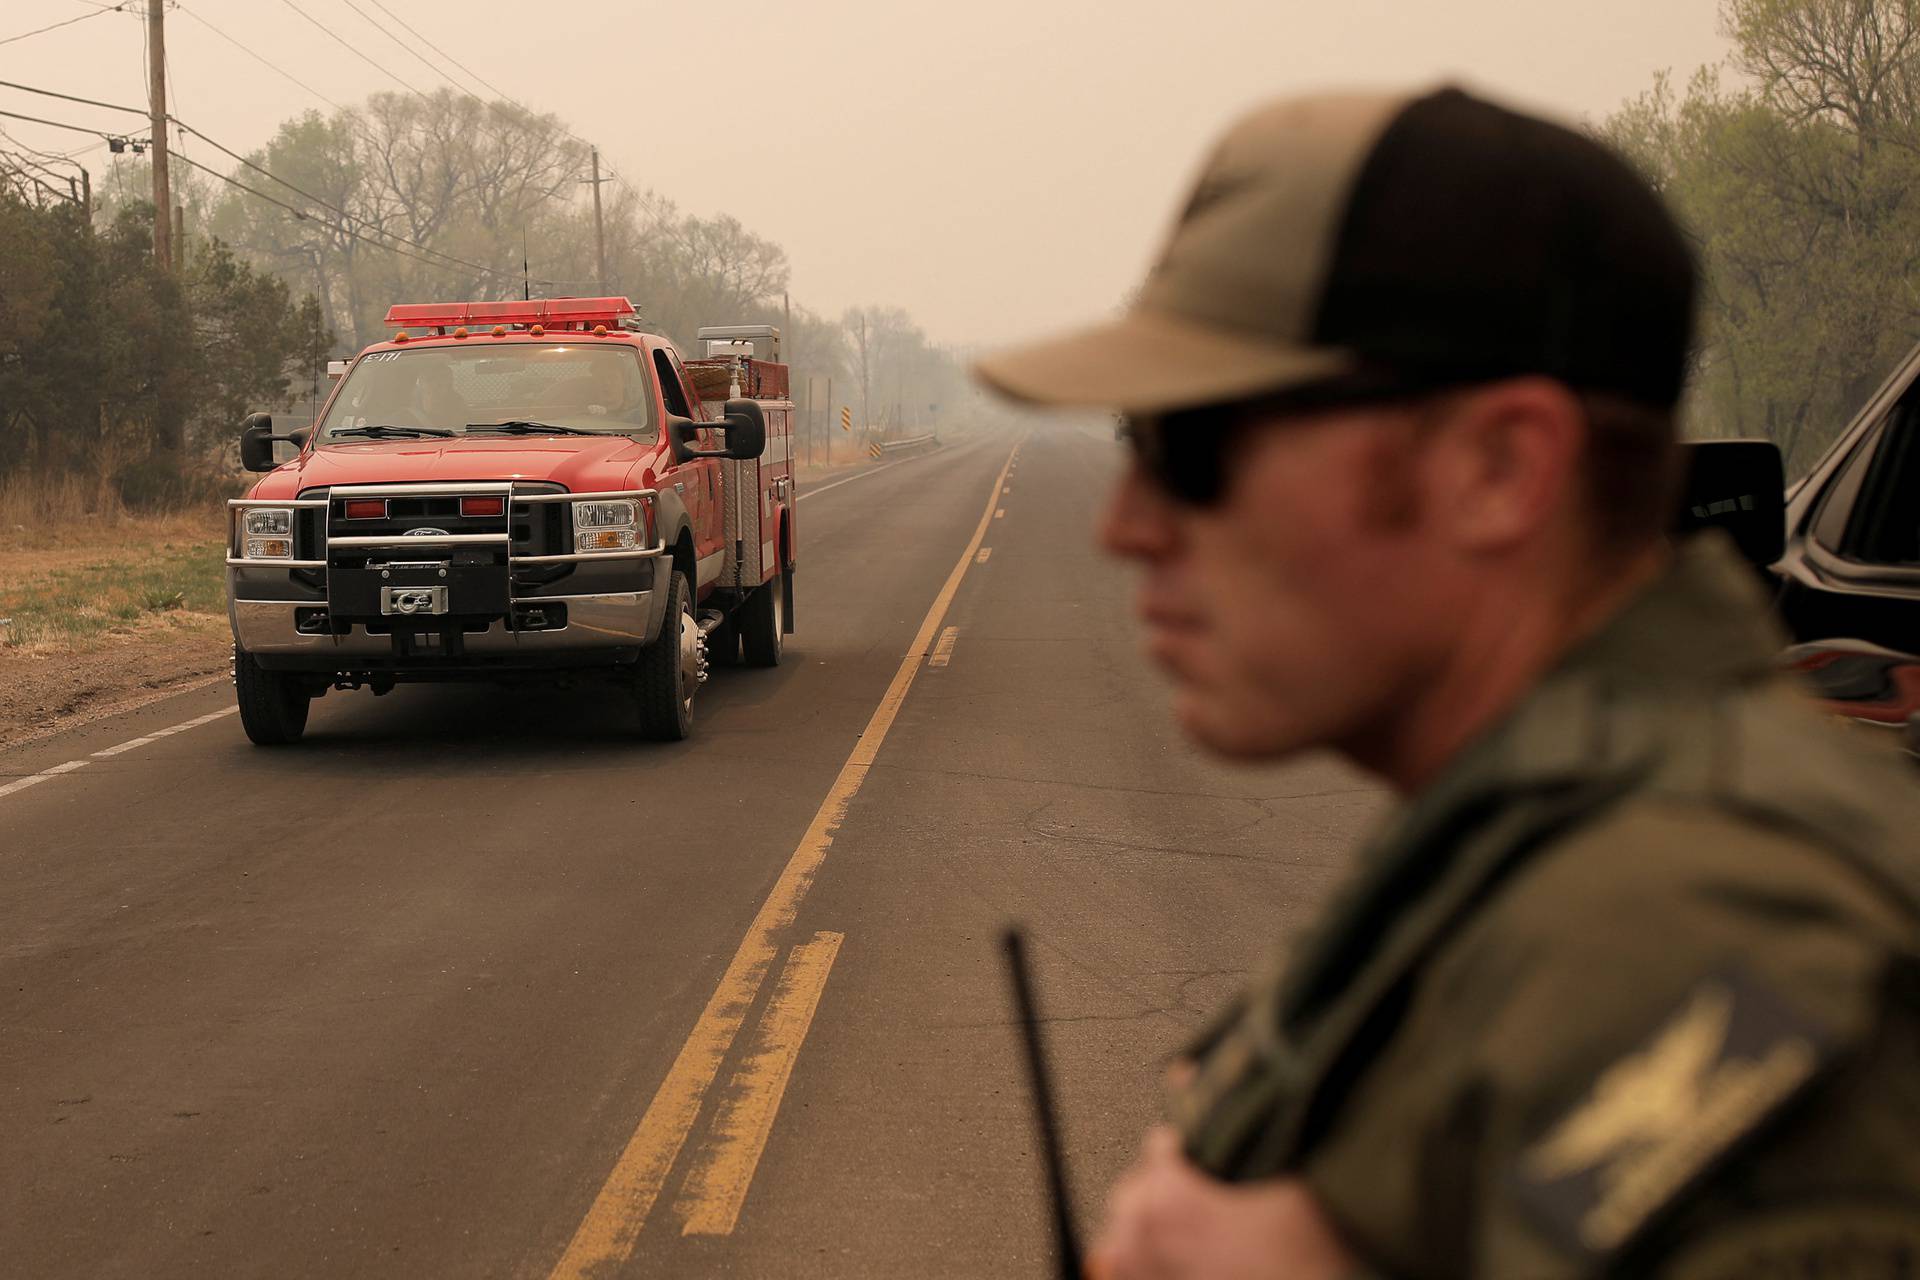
[548,439,1021,1277]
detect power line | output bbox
[0,79,465,276]
[0,142,76,182]
[303,3,643,256]
[364,0,517,105]
[0,128,89,188]
[0,78,148,118]
[350,0,646,204]
[168,119,516,281]
[0,80,571,286]
[0,121,91,167]
[325,0,577,169]
[172,4,343,112]
[339,0,466,97]
[170,148,516,282]
[1,6,121,48]
[0,107,139,140]
[278,0,429,104]
[0,96,509,281]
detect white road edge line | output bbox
[794,457,909,502]
[0,706,238,803]
[0,759,90,799]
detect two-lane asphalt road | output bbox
[0,426,1384,1277]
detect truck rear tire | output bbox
[636,568,698,741]
[741,567,784,667]
[234,647,311,746]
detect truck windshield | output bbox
[318,345,656,442]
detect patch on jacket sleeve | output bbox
[1512,969,1835,1260]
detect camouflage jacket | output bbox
[1173,535,1920,1278]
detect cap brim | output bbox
[973,308,1358,415]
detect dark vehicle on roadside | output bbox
[1688,341,1920,754]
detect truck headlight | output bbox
[244,508,293,536]
[573,499,639,552]
[242,507,294,559]
[573,500,637,529]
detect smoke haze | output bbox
[6,0,1729,347]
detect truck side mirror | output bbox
[240,413,312,472]
[240,413,278,472]
[1672,439,1786,568]
[667,415,702,464]
[721,399,766,460]
[669,402,767,463]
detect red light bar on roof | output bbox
[383,297,636,329]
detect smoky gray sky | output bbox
[5,1,1731,348]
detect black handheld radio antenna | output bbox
[1002,927,1086,1280]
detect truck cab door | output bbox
[1761,337,1920,660]
[654,347,727,592]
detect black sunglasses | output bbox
[1120,369,1462,507]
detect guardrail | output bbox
[870,432,940,460]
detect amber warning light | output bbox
[383,298,636,332]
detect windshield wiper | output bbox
[329,424,456,439]
[466,420,604,437]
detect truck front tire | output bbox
[234,646,312,746]
[636,568,697,741]
[741,567,784,667]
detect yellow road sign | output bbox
[868,442,883,459]
[840,406,852,432]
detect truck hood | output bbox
[249,434,662,498]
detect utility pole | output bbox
[857,312,869,439]
[581,147,611,293]
[147,0,171,271]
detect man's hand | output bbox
[1089,1127,1360,1280]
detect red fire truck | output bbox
[225,297,795,745]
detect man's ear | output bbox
[1427,378,1585,554]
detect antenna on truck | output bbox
[1002,927,1086,1280]
[522,228,531,302]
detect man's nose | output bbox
[1099,462,1182,561]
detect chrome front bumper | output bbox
[230,590,658,659]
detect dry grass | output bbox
[0,470,227,552]
[0,472,227,652]
[0,537,226,651]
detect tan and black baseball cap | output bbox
[975,86,1696,414]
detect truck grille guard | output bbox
[227,482,665,577]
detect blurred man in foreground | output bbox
[977,87,1920,1279]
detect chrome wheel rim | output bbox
[676,603,700,713]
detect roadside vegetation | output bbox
[0,467,223,647]
[1602,0,1920,475]
[0,536,223,651]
